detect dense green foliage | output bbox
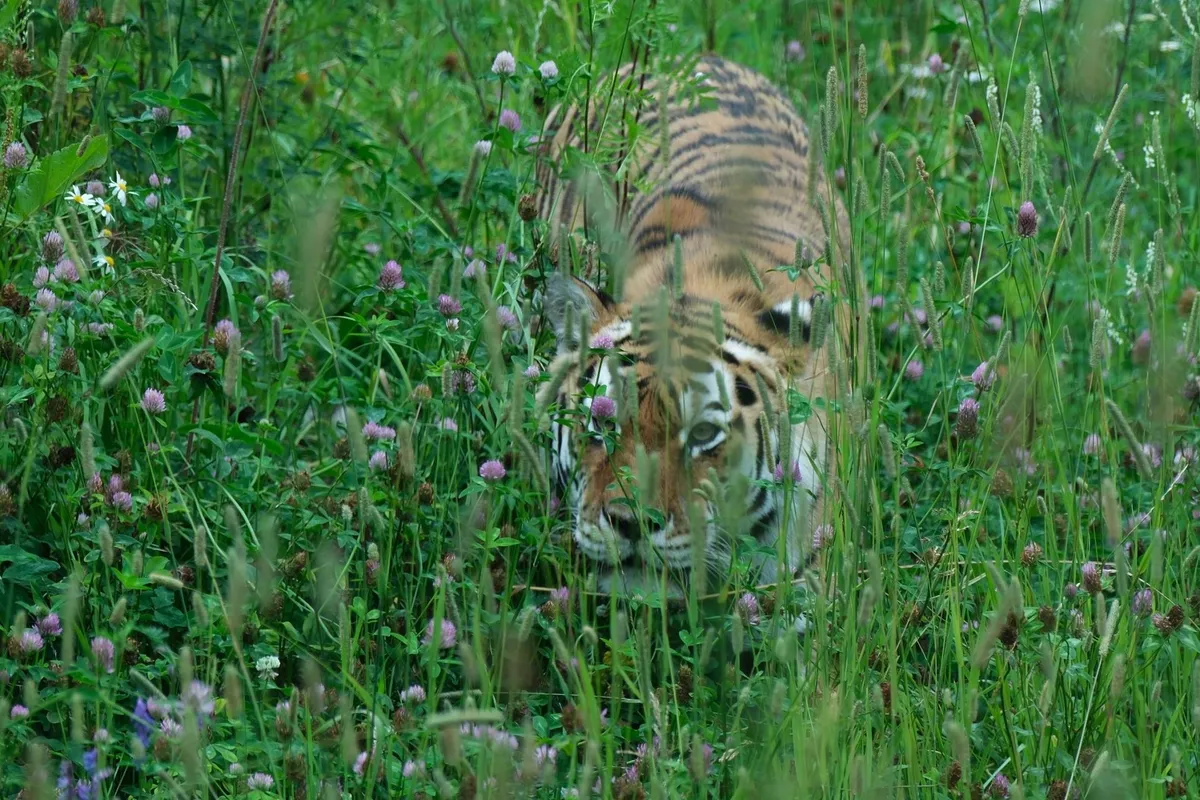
[1,0,1198,797]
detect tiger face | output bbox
[541,273,829,596]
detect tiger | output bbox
[534,54,847,597]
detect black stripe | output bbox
[749,507,776,540]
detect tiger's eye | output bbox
[688,422,721,448]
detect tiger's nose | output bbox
[603,508,643,541]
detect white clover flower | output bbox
[255,654,281,680]
[491,50,516,76]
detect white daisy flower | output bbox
[98,201,115,224]
[93,253,115,274]
[65,185,94,207]
[109,171,132,207]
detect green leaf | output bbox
[151,126,178,155]
[0,545,61,586]
[130,89,174,108]
[176,98,218,124]
[168,60,193,96]
[0,0,20,29]
[786,389,813,424]
[113,127,149,153]
[12,136,110,220]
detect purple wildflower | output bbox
[437,294,462,317]
[246,773,274,790]
[956,397,980,439]
[19,628,44,653]
[270,270,292,300]
[53,258,79,283]
[1014,447,1037,476]
[534,745,558,768]
[499,109,521,131]
[141,388,166,414]
[378,260,406,290]
[1016,201,1038,238]
[928,53,945,74]
[786,41,805,61]
[986,315,1005,332]
[479,459,506,482]
[990,774,1010,797]
[773,460,803,483]
[590,395,617,419]
[463,259,485,279]
[905,359,925,380]
[496,305,519,330]
[737,592,761,626]
[213,319,239,354]
[590,333,614,349]
[110,491,133,512]
[176,125,193,142]
[34,266,51,288]
[3,142,28,169]
[182,681,215,717]
[148,173,162,188]
[91,637,115,673]
[10,705,29,719]
[36,288,60,313]
[439,417,458,432]
[539,60,559,80]
[38,613,62,637]
[369,451,388,471]
[1083,433,1103,455]
[971,361,996,390]
[869,294,885,309]
[1081,561,1102,594]
[399,684,426,704]
[523,364,541,379]
[1133,589,1153,617]
[403,760,425,778]
[42,231,65,262]
[496,243,518,263]
[424,618,457,649]
[362,421,397,441]
[144,193,159,210]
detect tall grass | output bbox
[0,0,1197,798]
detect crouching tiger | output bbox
[534,54,847,597]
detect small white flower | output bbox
[491,50,516,76]
[98,200,115,224]
[93,253,115,273]
[65,185,94,207]
[109,171,132,207]
[255,655,281,680]
[538,60,558,80]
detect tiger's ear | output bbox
[545,274,615,352]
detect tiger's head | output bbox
[539,271,832,597]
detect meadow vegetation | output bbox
[0,0,1198,797]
